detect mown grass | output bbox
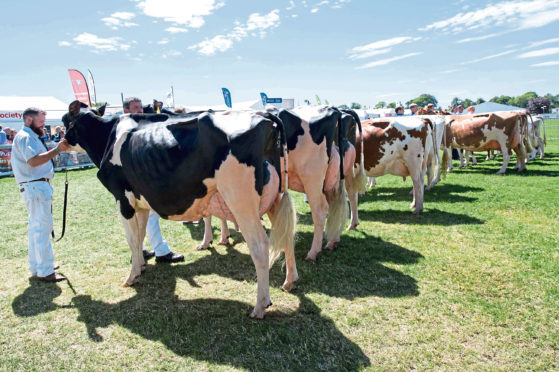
[1,143,558,371]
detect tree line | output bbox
[338,92,559,113]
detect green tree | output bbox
[406,94,438,108]
[387,102,396,108]
[475,98,485,105]
[451,97,461,107]
[338,104,349,110]
[462,98,474,108]
[513,91,538,108]
[351,102,362,110]
[374,101,386,109]
[490,95,513,105]
[92,102,108,107]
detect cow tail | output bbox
[523,114,534,154]
[266,114,296,268]
[325,113,349,244]
[429,120,440,187]
[344,110,367,195]
[440,121,450,178]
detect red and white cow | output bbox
[347,117,437,230]
[441,112,527,174]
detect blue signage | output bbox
[222,88,232,108]
[260,92,268,106]
[266,98,282,103]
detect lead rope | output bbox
[52,152,69,242]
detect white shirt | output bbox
[11,126,54,184]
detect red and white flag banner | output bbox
[68,69,91,107]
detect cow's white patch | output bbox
[212,111,261,137]
[110,115,139,166]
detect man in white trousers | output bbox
[122,97,184,264]
[11,108,70,282]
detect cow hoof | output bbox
[196,241,212,250]
[281,281,296,292]
[218,236,230,245]
[346,224,358,231]
[496,171,505,175]
[324,241,337,251]
[305,252,318,261]
[121,279,136,287]
[413,208,423,214]
[141,265,147,272]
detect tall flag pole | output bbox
[68,69,91,107]
[166,86,175,108]
[87,69,97,105]
[222,88,232,108]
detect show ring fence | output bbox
[540,114,559,141]
[0,143,94,177]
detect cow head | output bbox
[62,100,105,147]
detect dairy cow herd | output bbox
[62,101,544,318]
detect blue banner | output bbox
[260,92,268,106]
[222,88,232,108]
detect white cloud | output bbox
[517,47,559,58]
[356,52,422,69]
[460,49,518,65]
[58,41,71,47]
[349,36,420,60]
[531,60,559,66]
[189,9,280,55]
[72,32,131,52]
[137,0,224,28]
[157,38,169,45]
[420,0,559,33]
[527,38,559,48]
[286,0,296,10]
[189,35,233,55]
[165,26,188,33]
[102,12,138,29]
[456,32,504,43]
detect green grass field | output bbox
[1,143,558,371]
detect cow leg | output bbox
[121,209,148,286]
[513,144,527,172]
[304,184,329,261]
[216,161,273,319]
[470,152,477,165]
[458,149,466,168]
[411,171,424,214]
[496,140,510,175]
[367,177,376,188]
[346,188,359,231]
[218,218,231,245]
[197,216,213,250]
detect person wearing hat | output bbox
[11,107,70,282]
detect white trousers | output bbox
[143,211,171,257]
[20,181,55,277]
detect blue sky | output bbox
[1,0,559,108]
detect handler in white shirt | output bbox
[11,107,69,282]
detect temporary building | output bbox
[473,101,526,113]
[0,96,68,131]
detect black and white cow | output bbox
[201,106,366,261]
[63,101,297,319]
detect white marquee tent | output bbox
[0,96,68,130]
[473,101,526,113]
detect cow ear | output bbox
[69,100,81,117]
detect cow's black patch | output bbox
[278,110,304,152]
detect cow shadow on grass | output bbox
[452,164,559,177]
[362,183,483,204]
[70,257,371,370]
[67,226,423,369]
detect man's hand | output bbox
[56,139,70,152]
